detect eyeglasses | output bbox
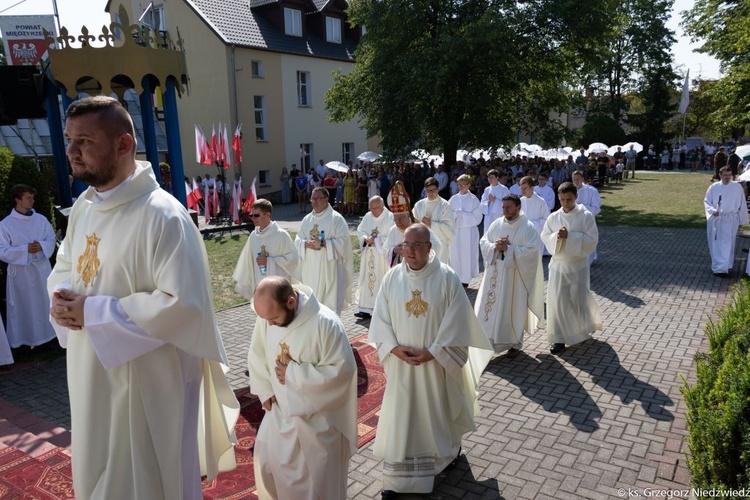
[311,196,328,201]
[401,241,430,250]
[250,213,264,218]
[425,188,438,193]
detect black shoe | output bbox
[505,348,521,358]
[550,343,565,355]
[714,272,730,278]
[354,312,371,319]
[243,369,249,376]
[381,490,398,498]
[446,446,462,469]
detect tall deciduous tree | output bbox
[682,0,750,137]
[326,0,615,163]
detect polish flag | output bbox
[192,178,203,203]
[232,124,242,166]
[222,124,231,170]
[198,126,213,165]
[243,176,257,216]
[194,126,202,163]
[186,180,197,210]
[211,124,217,164]
[232,177,243,224]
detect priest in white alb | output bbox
[233,198,300,300]
[295,187,354,315]
[572,170,601,263]
[248,277,357,500]
[480,169,510,232]
[541,181,602,355]
[520,176,551,256]
[705,166,749,277]
[48,97,238,499]
[449,174,483,285]
[475,194,544,356]
[0,184,57,348]
[369,224,493,497]
[412,177,454,264]
[355,195,394,318]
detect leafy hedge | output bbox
[682,282,750,489]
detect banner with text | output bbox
[0,15,57,68]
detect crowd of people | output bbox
[235,147,606,496]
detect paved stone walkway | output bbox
[0,197,737,499]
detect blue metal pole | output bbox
[44,79,73,208]
[163,77,187,207]
[139,77,161,184]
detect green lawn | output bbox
[598,172,711,228]
[205,232,361,311]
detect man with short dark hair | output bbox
[480,169,510,232]
[295,186,353,314]
[412,177,454,264]
[48,96,238,499]
[541,182,601,354]
[705,166,748,277]
[0,184,57,350]
[233,198,300,300]
[248,276,358,499]
[370,224,493,497]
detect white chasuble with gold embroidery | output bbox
[48,163,238,500]
[355,209,394,312]
[295,205,353,315]
[474,214,545,353]
[368,256,493,494]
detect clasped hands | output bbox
[265,351,294,410]
[50,289,86,330]
[304,238,325,250]
[557,226,568,239]
[390,345,434,366]
[494,236,510,253]
[28,241,42,254]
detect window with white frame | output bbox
[259,169,270,185]
[297,71,311,107]
[254,95,266,141]
[251,60,264,78]
[284,8,302,37]
[326,17,342,43]
[342,143,354,163]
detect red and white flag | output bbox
[211,124,217,164]
[194,126,202,164]
[192,178,203,202]
[243,176,257,215]
[232,177,243,224]
[186,180,197,210]
[198,126,213,165]
[232,124,243,166]
[222,124,231,169]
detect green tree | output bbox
[682,0,750,136]
[326,0,616,163]
[0,37,6,66]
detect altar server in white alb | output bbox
[520,176,551,255]
[705,166,748,277]
[475,194,544,356]
[0,184,57,349]
[233,198,300,300]
[48,96,238,499]
[295,186,353,315]
[533,172,555,212]
[480,169,510,232]
[571,170,601,263]
[449,174,483,285]
[541,182,602,355]
[248,277,358,500]
[355,196,394,318]
[412,177,454,264]
[369,224,493,497]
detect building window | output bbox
[254,95,266,141]
[300,143,313,173]
[342,142,353,163]
[251,60,264,78]
[326,17,341,43]
[284,8,302,37]
[297,71,311,107]
[259,169,270,186]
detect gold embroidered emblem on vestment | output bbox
[278,342,293,363]
[309,224,320,240]
[259,245,269,257]
[406,289,429,318]
[77,233,101,287]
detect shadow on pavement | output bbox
[486,351,602,433]
[559,338,674,421]
[434,455,503,499]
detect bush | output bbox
[682,282,750,489]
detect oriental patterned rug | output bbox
[201,333,385,499]
[0,446,73,499]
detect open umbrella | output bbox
[325,160,349,173]
[427,154,444,166]
[607,145,624,156]
[734,144,750,162]
[587,142,608,154]
[409,149,429,160]
[623,142,644,153]
[357,151,382,162]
